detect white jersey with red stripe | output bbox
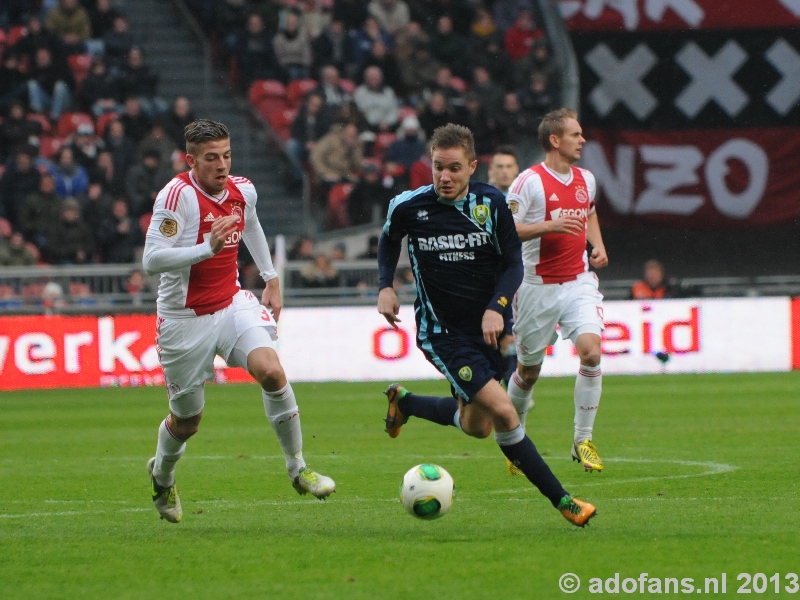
[506,162,597,284]
[146,172,257,318]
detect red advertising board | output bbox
[793,298,800,370]
[0,314,250,391]
[582,128,800,225]
[561,0,800,31]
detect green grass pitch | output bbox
[1,372,799,599]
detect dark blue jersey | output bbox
[379,182,523,339]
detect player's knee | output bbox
[250,359,285,389]
[518,364,540,387]
[578,347,601,367]
[493,402,519,432]
[467,422,493,439]
[170,413,202,439]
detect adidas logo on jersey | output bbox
[549,193,560,203]
[204,213,216,222]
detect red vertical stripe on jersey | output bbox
[511,168,535,195]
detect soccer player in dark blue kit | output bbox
[377,124,596,527]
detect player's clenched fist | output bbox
[209,214,240,254]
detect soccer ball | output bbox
[400,464,455,520]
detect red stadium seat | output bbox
[67,54,93,88]
[450,76,468,93]
[26,112,52,134]
[339,78,356,94]
[95,111,119,137]
[248,80,288,123]
[286,79,318,108]
[38,136,64,159]
[56,112,94,137]
[0,217,11,238]
[139,213,153,235]
[7,26,27,47]
[327,183,354,229]
[0,284,16,298]
[372,132,396,160]
[267,107,297,141]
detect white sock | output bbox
[154,417,185,488]
[507,372,534,431]
[263,383,305,478]
[574,364,602,443]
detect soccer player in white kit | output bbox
[505,108,609,473]
[143,119,335,523]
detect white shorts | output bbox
[156,289,278,417]
[513,271,604,366]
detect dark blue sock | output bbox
[398,393,459,427]
[498,430,568,507]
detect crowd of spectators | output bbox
[0,0,193,281]
[189,0,560,230]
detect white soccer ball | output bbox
[400,464,455,520]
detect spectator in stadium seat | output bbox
[630,260,675,300]
[118,46,167,116]
[97,197,143,263]
[0,230,38,266]
[311,20,351,76]
[310,122,363,186]
[19,174,62,252]
[397,38,441,104]
[310,65,352,109]
[384,114,426,171]
[429,15,468,78]
[137,122,178,171]
[348,16,392,76]
[513,36,559,91]
[347,161,396,226]
[457,93,495,157]
[516,71,557,120]
[50,146,90,199]
[422,66,466,110]
[118,97,152,143]
[408,140,432,189]
[417,91,456,139]
[48,196,94,264]
[470,65,504,114]
[0,102,43,162]
[286,93,335,187]
[0,148,41,226]
[104,119,138,190]
[332,0,369,34]
[353,66,399,132]
[82,181,113,232]
[78,58,121,116]
[288,234,316,261]
[162,96,195,149]
[358,235,380,259]
[0,56,28,116]
[89,0,121,42]
[125,148,171,218]
[68,122,106,175]
[12,15,64,66]
[299,253,341,288]
[45,0,91,54]
[503,9,543,63]
[492,0,535,33]
[494,91,539,164]
[102,15,137,71]
[272,10,313,82]
[368,0,410,36]
[235,13,283,87]
[468,7,504,57]
[26,47,74,121]
[359,39,402,93]
[215,0,251,58]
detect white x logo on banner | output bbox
[765,39,800,116]
[585,43,658,119]
[674,41,749,118]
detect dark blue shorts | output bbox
[418,333,505,402]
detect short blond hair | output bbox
[430,123,476,162]
[185,119,229,155]
[538,108,578,152]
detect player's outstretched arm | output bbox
[377,232,403,329]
